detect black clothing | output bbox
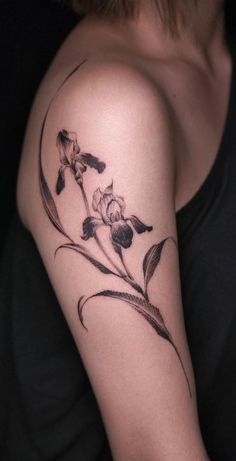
[176,48,236,460]
[1,48,236,461]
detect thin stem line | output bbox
[95,234,124,276]
[80,183,90,216]
[118,250,134,280]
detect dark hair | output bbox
[66,0,197,35]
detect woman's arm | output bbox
[18,61,210,461]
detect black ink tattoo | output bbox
[39,62,192,398]
[56,129,106,194]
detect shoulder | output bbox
[43,57,177,175]
[18,57,177,229]
[49,57,173,132]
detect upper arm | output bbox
[18,61,209,461]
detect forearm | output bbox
[112,433,210,461]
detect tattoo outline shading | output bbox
[39,62,192,398]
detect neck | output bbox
[113,0,226,66]
[185,0,225,50]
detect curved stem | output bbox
[94,234,124,276]
[117,248,147,300]
[118,250,134,280]
[80,183,90,216]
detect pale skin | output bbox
[17,0,230,459]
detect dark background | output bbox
[0,0,79,255]
[0,0,235,256]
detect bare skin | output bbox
[17,1,230,459]
[18,0,231,223]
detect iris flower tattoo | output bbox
[39,62,192,397]
[56,129,105,192]
[82,183,153,248]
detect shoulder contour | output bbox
[45,58,175,166]
[50,58,171,127]
[18,58,176,232]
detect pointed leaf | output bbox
[78,289,191,397]
[39,115,71,240]
[39,159,70,240]
[78,296,87,329]
[38,59,88,240]
[78,289,171,342]
[143,237,176,294]
[55,243,118,276]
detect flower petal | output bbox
[80,153,106,173]
[102,193,113,209]
[73,161,87,184]
[60,129,78,145]
[115,195,125,215]
[104,182,113,195]
[128,215,153,234]
[92,188,103,212]
[56,166,68,195]
[81,216,103,240]
[111,220,133,249]
[56,129,78,165]
[107,199,122,222]
[99,198,111,224]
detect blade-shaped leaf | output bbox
[143,237,176,295]
[39,118,71,240]
[38,59,88,241]
[77,289,191,396]
[78,289,171,340]
[55,243,118,276]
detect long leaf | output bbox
[143,237,176,295]
[78,289,171,340]
[78,289,191,396]
[39,118,71,240]
[38,59,88,241]
[55,244,118,276]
